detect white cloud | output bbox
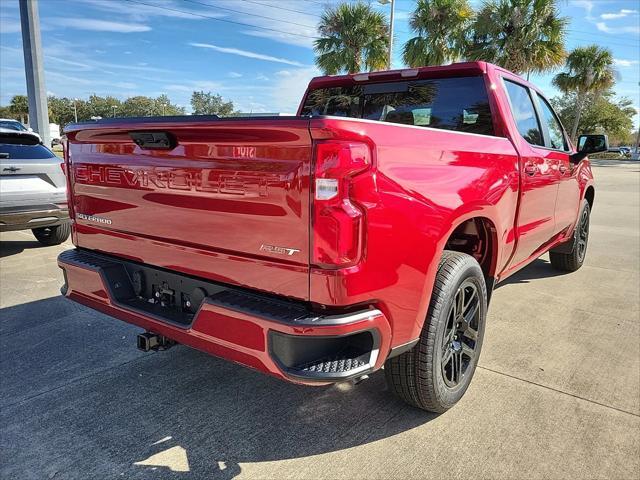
[228,72,243,78]
[163,84,193,92]
[393,10,411,21]
[115,82,137,89]
[596,22,640,34]
[601,9,638,20]
[242,30,314,49]
[45,55,94,71]
[614,59,640,68]
[571,0,594,14]
[52,18,151,33]
[270,66,320,113]
[164,80,223,92]
[0,16,21,34]
[193,0,318,48]
[189,42,305,66]
[75,0,218,20]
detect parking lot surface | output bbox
[1,159,638,479]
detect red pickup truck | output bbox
[58,62,606,412]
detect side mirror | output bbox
[571,134,608,164]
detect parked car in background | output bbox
[58,62,605,412]
[0,118,31,133]
[0,128,70,245]
[607,146,631,156]
[49,123,61,148]
[0,119,62,148]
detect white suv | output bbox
[0,128,70,245]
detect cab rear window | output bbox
[0,144,56,160]
[300,76,495,136]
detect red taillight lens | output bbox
[60,162,66,175]
[312,141,371,267]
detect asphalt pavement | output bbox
[1,159,638,479]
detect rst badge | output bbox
[260,244,300,256]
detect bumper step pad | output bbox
[295,353,367,374]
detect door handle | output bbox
[559,164,568,174]
[524,163,537,176]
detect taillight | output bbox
[312,141,371,267]
[60,162,66,175]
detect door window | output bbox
[536,94,569,151]
[503,80,544,147]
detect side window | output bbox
[537,94,569,151]
[503,80,544,147]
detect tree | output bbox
[314,2,389,74]
[48,96,76,126]
[403,0,473,67]
[9,95,29,124]
[154,94,185,116]
[84,95,122,118]
[552,45,617,141]
[119,96,154,117]
[467,0,567,76]
[190,91,235,116]
[551,91,634,146]
[0,105,16,120]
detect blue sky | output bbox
[0,0,638,124]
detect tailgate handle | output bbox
[129,131,176,150]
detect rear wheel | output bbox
[385,251,487,412]
[550,200,590,272]
[32,223,71,246]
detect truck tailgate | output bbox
[64,118,312,300]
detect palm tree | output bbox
[467,0,567,76]
[314,2,390,75]
[553,45,617,141]
[403,0,474,67]
[9,95,29,124]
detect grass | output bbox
[589,152,632,160]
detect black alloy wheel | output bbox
[441,280,480,388]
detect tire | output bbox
[385,250,487,413]
[32,223,71,246]
[549,200,590,272]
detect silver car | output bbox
[0,128,70,245]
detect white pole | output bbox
[634,85,640,160]
[388,0,395,69]
[19,0,50,145]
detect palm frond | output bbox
[314,2,390,74]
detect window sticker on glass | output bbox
[413,108,432,126]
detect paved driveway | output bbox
[1,159,638,479]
